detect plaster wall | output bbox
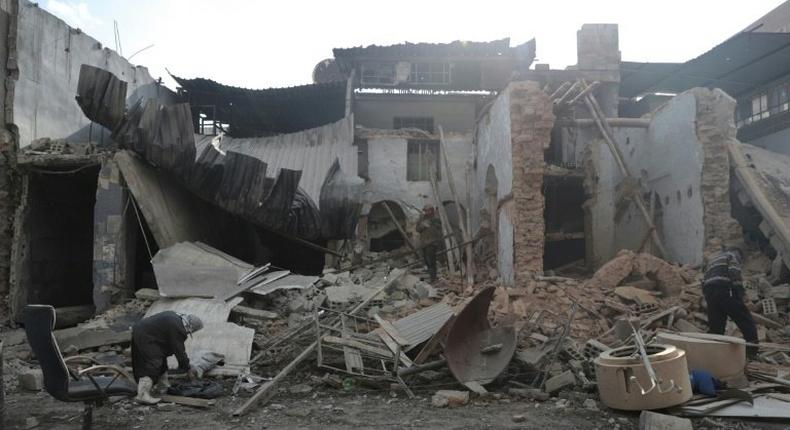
[355,96,478,133]
[475,89,514,284]
[361,132,473,219]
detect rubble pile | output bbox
[3,239,790,423]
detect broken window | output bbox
[356,137,369,180]
[361,62,396,85]
[751,93,769,123]
[407,139,440,182]
[393,116,434,133]
[408,62,451,85]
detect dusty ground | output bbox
[3,377,788,430]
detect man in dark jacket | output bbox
[702,246,759,358]
[417,205,443,282]
[131,311,203,404]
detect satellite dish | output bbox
[312,59,343,84]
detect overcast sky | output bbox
[43,0,786,91]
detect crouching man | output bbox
[131,311,203,404]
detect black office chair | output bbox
[23,304,137,429]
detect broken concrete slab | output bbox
[17,369,43,391]
[152,242,253,298]
[730,143,790,271]
[544,370,576,394]
[639,411,692,430]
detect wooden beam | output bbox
[439,125,474,286]
[582,89,668,258]
[232,273,392,416]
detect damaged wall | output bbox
[583,88,741,267]
[474,82,554,285]
[356,129,472,221]
[509,82,554,286]
[355,95,479,133]
[475,87,514,284]
[11,0,168,148]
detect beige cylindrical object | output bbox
[595,344,692,410]
[656,332,746,382]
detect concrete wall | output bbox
[355,95,478,133]
[12,0,168,148]
[583,89,741,267]
[360,131,473,220]
[475,88,514,284]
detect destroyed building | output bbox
[3,0,790,427]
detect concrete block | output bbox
[544,370,576,394]
[639,411,692,430]
[18,368,43,391]
[431,390,469,408]
[771,284,790,300]
[515,347,549,370]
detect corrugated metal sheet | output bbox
[205,114,358,205]
[391,302,454,350]
[334,39,514,59]
[621,32,790,98]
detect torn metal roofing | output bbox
[621,32,790,98]
[170,74,348,137]
[333,38,523,58]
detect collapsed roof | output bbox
[170,74,348,138]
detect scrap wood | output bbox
[231,305,279,320]
[159,394,215,408]
[373,315,410,346]
[321,335,394,359]
[232,270,395,416]
[374,328,414,368]
[382,201,420,260]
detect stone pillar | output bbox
[509,81,555,286]
[577,24,621,117]
[693,88,743,256]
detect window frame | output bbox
[406,139,441,182]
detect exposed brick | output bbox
[509,81,555,287]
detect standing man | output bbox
[702,246,759,358]
[131,311,204,404]
[417,205,442,282]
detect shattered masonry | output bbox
[694,88,743,256]
[509,82,554,285]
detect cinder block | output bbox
[18,368,44,391]
[544,370,576,394]
[639,411,692,430]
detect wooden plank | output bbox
[382,201,421,259]
[232,277,391,416]
[428,165,458,273]
[54,327,131,351]
[582,91,668,258]
[159,394,216,408]
[321,335,393,358]
[373,315,410,346]
[374,328,414,368]
[439,125,474,286]
[231,305,279,320]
